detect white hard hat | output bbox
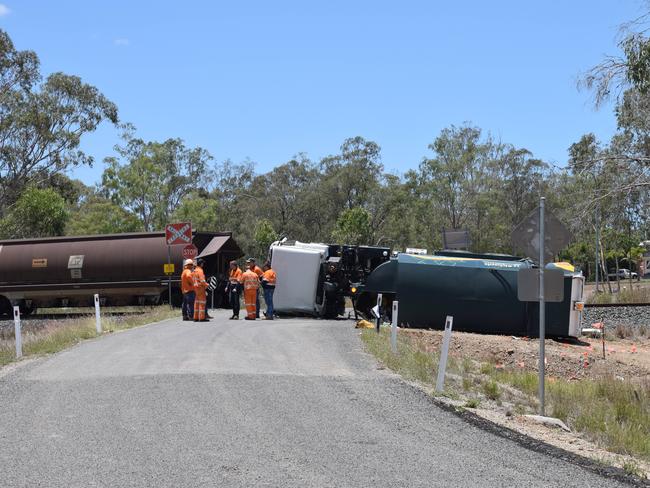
[183,259,193,267]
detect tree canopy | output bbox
[0,29,118,215]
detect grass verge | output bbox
[0,307,178,367]
[361,328,650,464]
[588,286,650,304]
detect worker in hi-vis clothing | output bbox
[181,259,195,321]
[192,258,209,322]
[226,260,243,320]
[260,261,277,320]
[241,259,260,320]
[247,257,264,318]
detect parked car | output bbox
[608,268,639,280]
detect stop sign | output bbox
[182,244,198,260]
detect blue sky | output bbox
[0,1,643,184]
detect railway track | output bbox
[584,302,650,308]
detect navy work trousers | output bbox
[182,291,195,319]
[229,287,240,317]
[263,287,275,319]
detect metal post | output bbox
[391,301,399,354]
[595,202,600,294]
[375,293,382,333]
[13,306,22,359]
[435,316,454,392]
[538,197,546,416]
[167,245,172,310]
[94,294,102,334]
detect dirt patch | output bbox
[402,329,650,382]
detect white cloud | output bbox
[0,4,11,16]
[113,38,130,46]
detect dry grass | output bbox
[361,328,650,462]
[0,307,177,366]
[589,286,650,304]
[547,377,650,461]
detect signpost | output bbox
[164,222,192,309]
[538,198,546,416]
[514,198,571,416]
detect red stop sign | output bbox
[182,244,198,260]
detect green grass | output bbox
[361,328,439,384]
[361,328,650,462]
[623,460,647,479]
[464,398,480,409]
[482,380,501,400]
[0,307,177,366]
[494,370,538,396]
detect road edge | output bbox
[405,381,649,487]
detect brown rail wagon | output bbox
[0,231,243,315]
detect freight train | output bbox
[0,231,243,316]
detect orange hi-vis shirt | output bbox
[181,268,194,294]
[252,265,263,277]
[262,269,277,286]
[229,267,243,284]
[192,266,208,298]
[241,269,260,290]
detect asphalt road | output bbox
[0,311,631,487]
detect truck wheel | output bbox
[321,290,339,319]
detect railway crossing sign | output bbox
[165,222,192,246]
[182,244,198,260]
[512,209,571,264]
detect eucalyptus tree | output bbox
[101,128,212,231]
[0,30,118,213]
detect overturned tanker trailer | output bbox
[355,250,585,338]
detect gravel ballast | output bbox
[583,306,650,332]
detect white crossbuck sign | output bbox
[166,223,191,245]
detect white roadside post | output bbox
[94,294,102,334]
[435,316,454,392]
[390,301,399,354]
[13,306,22,359]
